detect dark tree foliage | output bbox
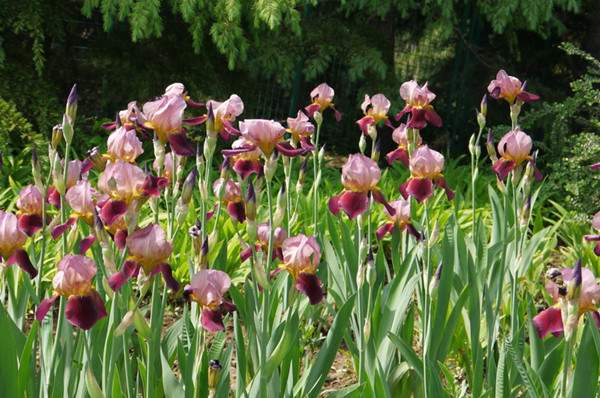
[0,0,596,156]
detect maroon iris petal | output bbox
[399,181,409,200]
[142,175,168,197]
[337,191,369,219]
[35,295,59,321]
[240,246,253,262]
[386,148,409,167]
[222,145,256,157]
[406,109,427,129]
[65,290,107,330]
[372,190,396,216]
[516,91,540,103]
[168,131,195,156]
[99,200,128,226]
[532,307,563,339]
[304,104,320,119]
[529,161,543,182]
[186,99,205,109]
[108,260,141,291]
[492,159,516,181]
[376,223,395,240]
[18,214,43,236]
[81,159,94,174]
[585,235,600,242]
[434,177,454,201]
[233,159,262,180]
[183,115,208,126]
[333,108,343,122]
[595,243,600,257]
[101,122,117,131]
[424,108,443,128]
[222,300,236,314]
[114,229,128,250]
[51,217,76,240]
[591,162,600,171]
[222,120,241,139]
[226,202,246,223]
[275,142,308,157]
[406,177,434,203]
[357,116,375,135]
[395,106,410,122]
[47,186,61,209]
[79,235,96,254]
[7,249,37,279]
[201,308,225,332]
[157,263,180,291]
[405,223,422,241]
[295,272,324,305]
[300,137,315,152]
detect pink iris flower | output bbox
[400,145,454,203]
[184,269,235,332]
[487,70,539,104]
[206,94,244,140]
[66,180,98,224]
[287,110,315,143]
[108,223,179,292]
[142,83,195,156]
[106,126,144,163]
[223,138,263,180]
[97,160,167,226]
[280,234,324,304]
[16,185,44,236]
[533,263,600,339]
[238,119,310,158]
[376,199,421,240]
[0,210,36,278]
[36,255,107,330]
[240,223,288,262]
[490,128,542,181]
[329,154,394,219]
[386,123,422,167]
[213,178,246,223]
[357,94,392,134]
[305,83,342,121]
[396,80,442,129]
[47,159,89,209]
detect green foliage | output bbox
[0,97,46,155]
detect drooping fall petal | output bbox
[533,307,564,339]
[65,290,107,330]
[295,272,324,304]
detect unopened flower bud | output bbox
[65,84,78,123]
[468,134,477,157]
[264,153,278,182]
[318,146,325,165]
[359,134,367,154]
[208,359,222,390]
[204,136,217,162]
[477,112,486,131]
[567,260,582,301]
[176,199,189,224]
[31,148,43,189]
[153,138,166,173]
[367,124,377,141]
[486,130,497,162]
[206,103,216,139]
[356,262,366,288]
[52,125,63,148]
[365,249,376,286]
[181,169,197,205]
[62,113,74,145]
[273,184,287,227]
[314,111,323,126]
[429,262,443,294]
[363,319,371,341]
[245,180,257,222]
[199,238,209,269]
[480,94,487,117]
[220,158,230,179]
[371,138,381,162]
